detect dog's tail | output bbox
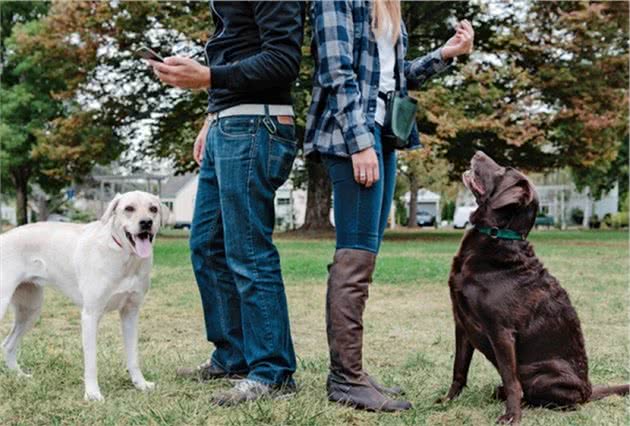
[589,384,630,401]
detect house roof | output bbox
[403,188,441,203]
[161,173,196,198]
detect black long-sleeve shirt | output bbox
[205,1,305,113]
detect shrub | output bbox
[442,200,455,222]
[611,211,629,229]
[69,209,95,223]
[588,214,601,229]
[603,213,613,228]
[570,207,584,225]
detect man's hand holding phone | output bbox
[148,56,211,90]
[136,46,210,90]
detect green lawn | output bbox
[1,229,628,425]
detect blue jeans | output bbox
[189,114,297,386]
[322,126,397,253]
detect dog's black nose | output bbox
[139,219,153,230]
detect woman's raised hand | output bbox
[441,19,474,60]
[351,147,379,188]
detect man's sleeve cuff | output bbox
[209,65,233,89]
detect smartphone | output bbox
[135,46,164,63]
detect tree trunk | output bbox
[35,194,50,222]
[300,158,333,231]
[407,173,419,228]
[12,170,29,226]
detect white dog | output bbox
[0,191,161,401]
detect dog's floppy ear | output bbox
[101,193,122,223]
[491,174,536,210]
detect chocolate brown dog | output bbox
[438,151,628,424]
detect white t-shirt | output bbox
[375,19,397,126]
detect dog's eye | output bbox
[124,206,135,213]
[149,206,158,214]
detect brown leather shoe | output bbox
[325,249,412,412]
[175,359,247,381]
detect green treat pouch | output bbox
[381,91,418,150]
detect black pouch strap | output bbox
[378,91,393,103]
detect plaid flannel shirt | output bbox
[304,0,451,157]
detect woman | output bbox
[304,0,474,412]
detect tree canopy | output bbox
[1,1,627,226]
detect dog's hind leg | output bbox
[0,266,19,323]
[2,282,44,377]
[521,360,589,408]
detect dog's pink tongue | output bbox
[135,237,152,258]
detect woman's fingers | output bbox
[365,166,374,188]
[352,162,361,183]
[351,147,380,187]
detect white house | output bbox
[275,182,307,230]
[1,204,16,226]
[160,173,307,230]
[403,189,442,224]
[160,174,198,228]
[456,181,619,227]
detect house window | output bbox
[277,198,291,206]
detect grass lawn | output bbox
[1,229,628,425]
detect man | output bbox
[149,1,304,406]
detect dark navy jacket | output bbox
[205,1,305,113]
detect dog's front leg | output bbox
[120,302,154,392]
[437,324,474,403]
[489,328,523,425]
[81,308,104,401]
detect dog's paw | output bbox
[134,380,155,392]
[496,412,521,425]
[84,390,105,402]
[434,395,451,404]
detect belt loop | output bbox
[262,105,277,135]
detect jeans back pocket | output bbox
[267,123,298,190]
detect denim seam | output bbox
[247,130,275,349]
[352,180,362,250]
[200,130,230,351]
[203,131,238,371]
[202,211,234,369]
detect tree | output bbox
[416,1,628,186]
[1,2,125,223]
[18,1,332,230]
[1,2,54,225]
[398,149,458,227]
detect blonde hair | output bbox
[371,0,401,42]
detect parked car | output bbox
[173,222,191,230]
[416,210,436,227]
[453,205,477,229]
[47,214,71,223]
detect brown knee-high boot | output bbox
[326,249,411,412]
